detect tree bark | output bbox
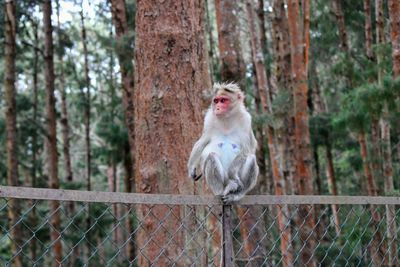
[134,1,211,265]
[363,0,374,59]
[358,131,386,265]
[110,0,136,162]
[381,116,398,266]
[257,0,273,95]
[271,0,295,196]
[332,0,348,52]
[56,0,74,195]
[79,3,91,192]
[247,1,293,265]
[30,16,39,264]
[287,0,316,265]
[43,0,62,265]
[4,1,22,266]
[215,0,246,86]
[375,0,398,265]
[205,0,216,81]
[389,0,400,76]
[325,142,340,235]
[370,120,382,184]
[388,1,400,265]
[123,144,135,261]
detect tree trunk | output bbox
[79,5,93,263]
[212,2,267,264]
[123,144,136,261]
[389,0,400,76]
[30,17,39,264]
[271,0,295,196]
[257,0,273,95]
[43,0,62,265]
[107,162,119,244]
[363,0,374,59]
[79,3,91,193]
[215,0,246,86]
[247,1,293,265]
[375,0,398,265]
[4,1,22,266]
[215,1,266,264]
[388,1,400,265]
[358,131,385,265]
[310,56,341,236]
[287,0,316,265]
[134,1,211,265]
[325,142,340,235]
[252,78,270,195]
[56,0,74,197]
[370,120,382,185]
[381,116,398,266]
[205,0,216,81]
[332,0,348,52]
[109,0,136,261]
[110,0,136,162]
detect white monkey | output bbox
[187,83,259,203]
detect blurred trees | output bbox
[1,0,400,265]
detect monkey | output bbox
[187,82,259,203]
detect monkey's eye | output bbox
[214,97,229,104]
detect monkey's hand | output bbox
[221,192,243,204]
[189,166,202,181]
[221,180,244,204]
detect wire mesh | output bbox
[0,192,399,266]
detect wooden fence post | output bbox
[222,204,234,267]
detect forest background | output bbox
[1,0,400,265]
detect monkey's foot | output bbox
[221,194,235,204]
[221,190,246,204]
[222,180,243,196]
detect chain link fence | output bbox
[0,186,399,266]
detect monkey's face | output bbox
[213,95,232,117]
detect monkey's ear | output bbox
[237,92,244,101]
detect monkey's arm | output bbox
[249,128,258,153]
[187,136,210,180]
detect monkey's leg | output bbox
[223,155,246,196]
[204,153,226,196]
[223,155,259,203]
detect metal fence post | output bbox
[222,204,233,267]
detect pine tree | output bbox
[43,0,62,264]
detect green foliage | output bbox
[55,27,74,57]
[310,113,331,146]
[333,75,400,136]
[94,113,128,165]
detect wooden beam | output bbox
[1,186,400,205]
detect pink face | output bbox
[213,96,231,116]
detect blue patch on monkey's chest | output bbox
[217,140,240,169]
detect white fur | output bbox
[187,83,258,202]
